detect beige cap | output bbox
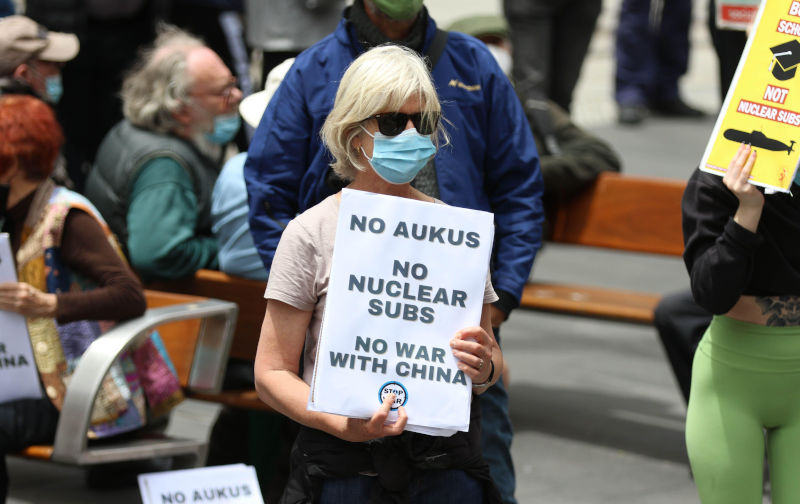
[239,57,295,128]
[0,16,80,75]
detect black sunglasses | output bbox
[365,112,440,136]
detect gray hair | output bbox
[120,24,204,133]
[320,45,447,181]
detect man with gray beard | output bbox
[86,25,242,282]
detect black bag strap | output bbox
[425,29,449,70]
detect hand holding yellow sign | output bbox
[702,0,800,192]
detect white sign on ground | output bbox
[307,189,494,436]
[138,463,263,504]
[0,233,41,404]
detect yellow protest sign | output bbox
[701,0,800,192]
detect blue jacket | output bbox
[244,12,544,307]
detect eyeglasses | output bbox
[194,78,239,107]
[212,81,239,107]
[365,112,440,136]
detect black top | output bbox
[682,168,800,314]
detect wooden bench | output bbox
[16,291,238,468]
[520,172,687,324]
[149,271,272,411]
[150,270,265,361]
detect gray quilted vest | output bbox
[85,120,219,251]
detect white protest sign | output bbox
[138,463,264,504]
[0,233,42,404]
[307,189,494,434]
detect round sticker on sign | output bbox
[379,381,408,410]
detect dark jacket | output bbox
[244,10,544,312]
[85,119,218,252]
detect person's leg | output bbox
[0,397,60,501]
[615,0,654,105]
[686,322,767,504]
[653,290,712,404]
[706,0,748,102]
[479,328,516,504]
[206,359,255,467]
[411,469,483,504]
[653,0,696,110]
[551,0,602,112]
[1,455,7,504]
[767,422,800,503]
[762,336,800,503]
[615,0,655,123]
[504,0,556,105]
[319,475,375,503]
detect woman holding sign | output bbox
[254,45,503,503]
[683,143,800,503]
[0,95,182,503]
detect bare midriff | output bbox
[725,295,800,326]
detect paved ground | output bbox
[7,0,755,502]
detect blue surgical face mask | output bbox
[205,113,241,144]
[360,126,436,184]
[44,74,63,104]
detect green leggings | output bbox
[686,315,800,503]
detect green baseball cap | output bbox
[446,14,509,39]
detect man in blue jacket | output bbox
[244,1,544,502]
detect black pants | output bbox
[707,0,748,103]
[504,0,602,112]
[653,290,712,404]
[0,397,60,502]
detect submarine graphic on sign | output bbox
[723,128,796,155]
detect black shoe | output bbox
[618,103,648,125]
[651,98,706,118]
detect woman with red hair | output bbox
[0,95,182,502]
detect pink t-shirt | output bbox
[265,194,498,384]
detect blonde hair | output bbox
[320,45,447,181]
[120,24,205,133]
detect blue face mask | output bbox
[44,74,63,104]
[205,113,241,144]
[361,127,436,184]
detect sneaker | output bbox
[618,103,648,125]
[651,98,706,118]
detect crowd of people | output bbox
[0,1,789,504]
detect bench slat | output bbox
[150,270,266,361]
[521,283,660,324]
[188,390,274,412]
[16,445,53,461]
[550,172,686,257]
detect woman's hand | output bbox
[338,394,408,442]
[450,326,494,385]
[0,282,57,318]
[723,143,764,233]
